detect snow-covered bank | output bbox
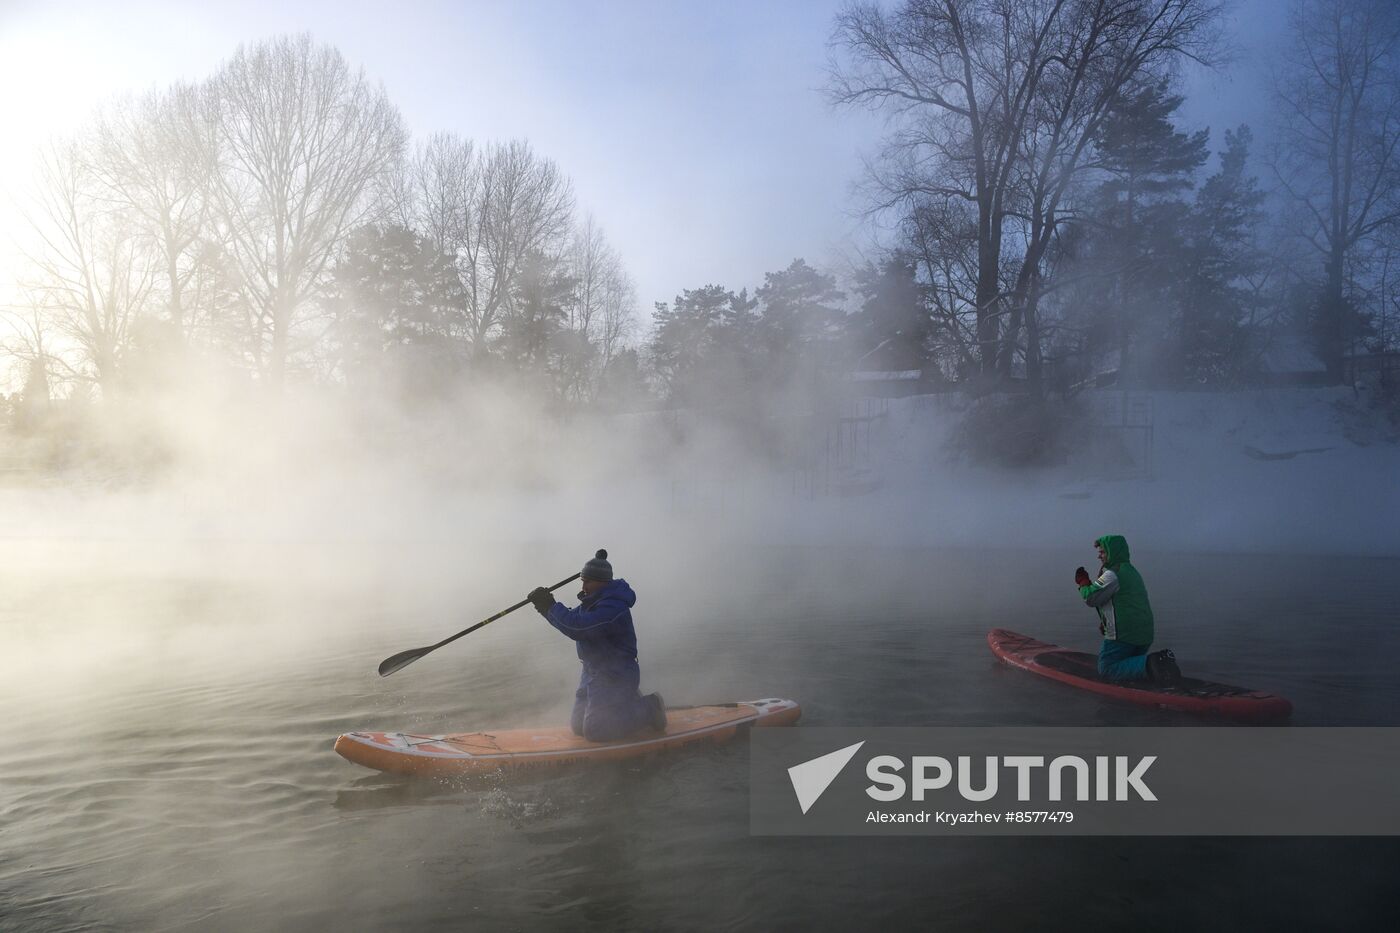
[692,386,1400,558]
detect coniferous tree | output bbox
[324,224,465,395]
[1181,126,1267,382]
[502,251,577,372]
[648,285,758,408]
[850,254,929,370]
[755,259,846,394]
[1082,80,1209,383]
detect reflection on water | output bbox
[2,547,1398,930]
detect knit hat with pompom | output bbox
[582,549,613,582]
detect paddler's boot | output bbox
[1147,649,1182,687]
[646,693,667,732]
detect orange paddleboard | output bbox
[334,698,801,776]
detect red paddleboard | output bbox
[335,698,801,776]
[988,629,1292,720]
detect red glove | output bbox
[1075,567,1092,587]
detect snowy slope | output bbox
[782,387,1400,557]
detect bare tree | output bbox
[569,214,611,337]
[569,214,636,358]
[211,34,407,388]
[598,260,638,367]
[88,83,217,347]
[1272,0,1400,381]
[902,198,981,374]
[394,135,574,354]
[394,131,476,259]
[0,304,58,411]
[550,215,638,399]
[467,140,575,350]
[829,0,1224,384]
[18,140,156,393]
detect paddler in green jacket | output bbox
[1075,535,1182,685]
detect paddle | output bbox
[377,572,582,677]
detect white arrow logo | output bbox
[787,741,866,814]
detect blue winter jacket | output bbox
[545,578,640,676]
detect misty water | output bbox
[9,0,1400,926]
[3,543,1397,931]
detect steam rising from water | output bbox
[4,370,1397,716]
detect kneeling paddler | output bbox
[528,549,667,742]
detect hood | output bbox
[582,577,636,608]
[1096,534,1131,567]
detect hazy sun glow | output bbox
[1,11,213,331]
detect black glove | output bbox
[528,586,556,615]
[1075,566,1092,587]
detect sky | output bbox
[0,0,888,317]
[0,0,1285,318]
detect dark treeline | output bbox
[5,0,1400,440]
[828,0,1400,393]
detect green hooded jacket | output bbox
[1078,534,1154,646]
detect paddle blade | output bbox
[378,646,431,677]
